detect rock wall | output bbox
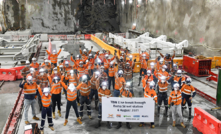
[1,0,119,34]
[116,0,221,57]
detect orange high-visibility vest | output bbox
[98,87,112,102]
[76,82,91,96]
[144,89,157,102]
[65,75,78,86]
[168,91,182,105]
[158,81,169,93]
[23,82,38,96]
[181,84,195,95]
[46,49,61,64]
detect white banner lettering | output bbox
[102,97,155,122]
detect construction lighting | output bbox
[138,0,142,3]
[95,71,100,76]
[133,23,136,26]
[129,0,133,4]
[122,0,124,5]
[129,55,133,58]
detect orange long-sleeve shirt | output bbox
[80,49,92,61]
[168,90,182,105]
[46,49,61,63]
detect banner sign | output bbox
[102,97,155,122]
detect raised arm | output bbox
[158,51,164,58]
[57,49,62,55]
[95,76,100,89]
[37,86,43,96]
[46,50,51,55]
[61,81,68,90]
[172,50,175,59]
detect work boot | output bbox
[57,110,61,117]
[106,121,112,129]
[77,118,82,124]
[33,116,39,120]
[49,126,54,131]
[52,112,55,119]
[172,121,176,127]
[157,107,160,117]
[78,102,80,106]
[62,91,65,95]
[95,120,101,128]
[151,125,155,128]
[79,116,82,120]
[88,115,92,119]
[25,121,30,125]
[188,108,192,120]
[181,122,186,128]
[40,130,44,134]
[116,122,122,129]
[63,119,68,126]
[139,123,144,127]
[126,122,132,129]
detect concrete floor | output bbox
[2,40,220,134]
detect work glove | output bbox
[72,56,75,60]
[91,46,93,49]
[71,53,73,56]
[60,46,63,49]
[168,105,170,108]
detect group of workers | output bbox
[20,45,196,134]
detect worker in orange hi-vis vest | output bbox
[41,57,51,67]
[168,83,186,128]
[157,76,170,117]
[157,65,170,80]
[126,55,135,71]
[19,76,40,125]
[99,66,108,85]
[139,81,157,128]
[50,67,62,81]
[115,82,133,129]
[87,52,99,77]
[108,61,116,90]
[114,70,126,97]
[42,60,52,75]
[30,57,40,71]
[76,75,92,119]
[155,57,165,72]
[46,46,62,67]
[123,62,134,95]
[103,52,115,75]
[70,54,85,74]
[141,70,158,92]
[62,83,82,126]
[138,49,149,86]
[158,50,175,72]
[149,62,157,75]
[47,76,66,119]
[36,86,54,133]
[22,60,31,80]
[95,80,112,129]
[181,77,196,120]
[27,68,38,83]
[79,45,92,61]
[98,49,110,62]
[74,61,89,80]
[90,71,100,110]
[168,69,186,91]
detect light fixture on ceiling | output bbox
[129,0,132,4]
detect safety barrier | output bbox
[0,68,17,81]
[84,34,91,40]
[13,66,25,79]
[193,107,221,134]
[3,88,24,134]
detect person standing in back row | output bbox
[46,46,62,67]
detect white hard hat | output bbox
[86,60,89,63]
[30,68,35,72]
[43,87,50,93]
[70,70,74,74]
[39,68,45,73]
[26,60,30,64]
[118,70,123,74]
[105,54,109,57]
[89,54,92,57]
[27,76,33,81]
[101,81,107,86]
[45,60,50,63]
[120,56,123,59]
[32,57,36,61]
[100,66,104,69]
[82,75,87,80]
[83,49,87,52]
[126,82,131,87]
[121,51,124,53]
[59,65,63,68]
[44,57,47,60]
[110,61,114,65]
[160,76,166,80]
[160,58,164,62]
[65,61,69,65]
[95,71,100,75]
[186,77,192,82]
[174,83,179,88]
[162,65,167,69]
[177,70,182,74]
[129,55,133,58]
[149,81,155,87]
[53,50,56,53]
[79,61,83,64]
[76,55,80,58]
[147,70,151,74]
[53,67,57,70]
[150,62,155,66]
[126,62,130,65]
[68,83,76,91]
[142,54,146,57]
[53,76,59,80]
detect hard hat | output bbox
[110,61,114,65]
[53,67,57,70]
[79,61,83,64]
[149,81,155,87]
[86,60,89,63]
[53,50,56,53]
[45,60,50,63]
[27,76,33,81]
[147,70,151,74]
[129,55,133,59]
[65,61,69,65]
[68,83,76,91]
[173,64,177,67]
[59,64,63,68]
[105,54,109,57]
[39,68,45,73]
[32,57,36,61]
[126,82,131,87]
[120,56,123,60]
[160,58,164,62]
[121,51,124,54]
[26,60,30,64]
[177,70,182,74]
[44,57,47,60]
[43,87,50,93]
[76,55,80,58]
[142,54,146,57]
[53,76,60,80]
[100,66,104,69]
[82,75,88,82]
[162,65,167,69]
[97,59,101,63]
[95,71,100,76]
[160,76,166,80]
[101,81,107,86]
[186,77,192,83]
[118,70,123,75]
[70,70,74,74]
[89,54,92,57]
[126,62,130,65]
[30,68,35,72]
[173,83,179,88]
[83,49,87,52]
[150,62,155,66]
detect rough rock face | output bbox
[116,0,221,57]
[75,0,120,33]
[1,0,119,34]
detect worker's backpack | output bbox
[24,123,40,134]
